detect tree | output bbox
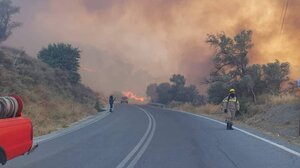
[205,30,291,104]
[148,74,205,105]
[170,74,186,87]
[0,0,21,43]
[146,83,158,102]
[206,30,253,83]
[233,30,253,77]
[38,43,81,84]
[262,60,290,94]
[244,64,266,102]
[169,74,186,101]
[182,85,204,105]
[207,81,229,104]
[206,30,258,103]
[239,75,256,102]
[156,83,172,104]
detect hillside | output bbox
[0,47,105,136]
[242,98,300,145]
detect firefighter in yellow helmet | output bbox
[222,89,240,130]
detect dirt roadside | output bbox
[170,102,300,147]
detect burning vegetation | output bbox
[6,0,300,96]
[122,91,145,102]
[147,30,298,107]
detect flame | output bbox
[122,91,145,102]
[10,0,300,92]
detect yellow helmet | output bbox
[229,89,236,93]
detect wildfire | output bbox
[122,91,145,102]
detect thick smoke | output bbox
[6,0,300,96]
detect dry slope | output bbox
[0,47,105,136]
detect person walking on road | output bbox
[109,95,116,112]
[222,89,240,130]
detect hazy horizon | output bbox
[6,0,300,96]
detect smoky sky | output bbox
[6,0,300,96]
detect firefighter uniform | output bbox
[222,96,240,120]
[222,89,240,130]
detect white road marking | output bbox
[126,108,157,168]
[169,108,300,158]
[34,111,110,144]
[234,127,300,157]
[116,107,154,168]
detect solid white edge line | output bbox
[167,108,300,158]
[234,127,300,157]
[34,111,110,144]
[127,108,156,168]
[116,107,153,168]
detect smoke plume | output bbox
[6,0,300,96]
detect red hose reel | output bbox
[0,95,24,119]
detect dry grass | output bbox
[25,97,97,136]
[169,94,298,117]
[267,94,299,105]
[0,47,103,136]
[170,102,220,115]
[256,94,299,105]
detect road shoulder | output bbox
[34,111,110,144]
[148,105,300,157]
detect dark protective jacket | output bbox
[109,96,115,105]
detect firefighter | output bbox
[109,95,116,112]
[222,89,240,130]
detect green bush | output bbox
[38,43,81,84]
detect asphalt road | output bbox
[4,104,300,168]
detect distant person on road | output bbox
[109,95,116,112]
[222,89,240,130]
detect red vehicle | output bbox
[0,95,35,165]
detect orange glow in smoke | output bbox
[122,91,145,102]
